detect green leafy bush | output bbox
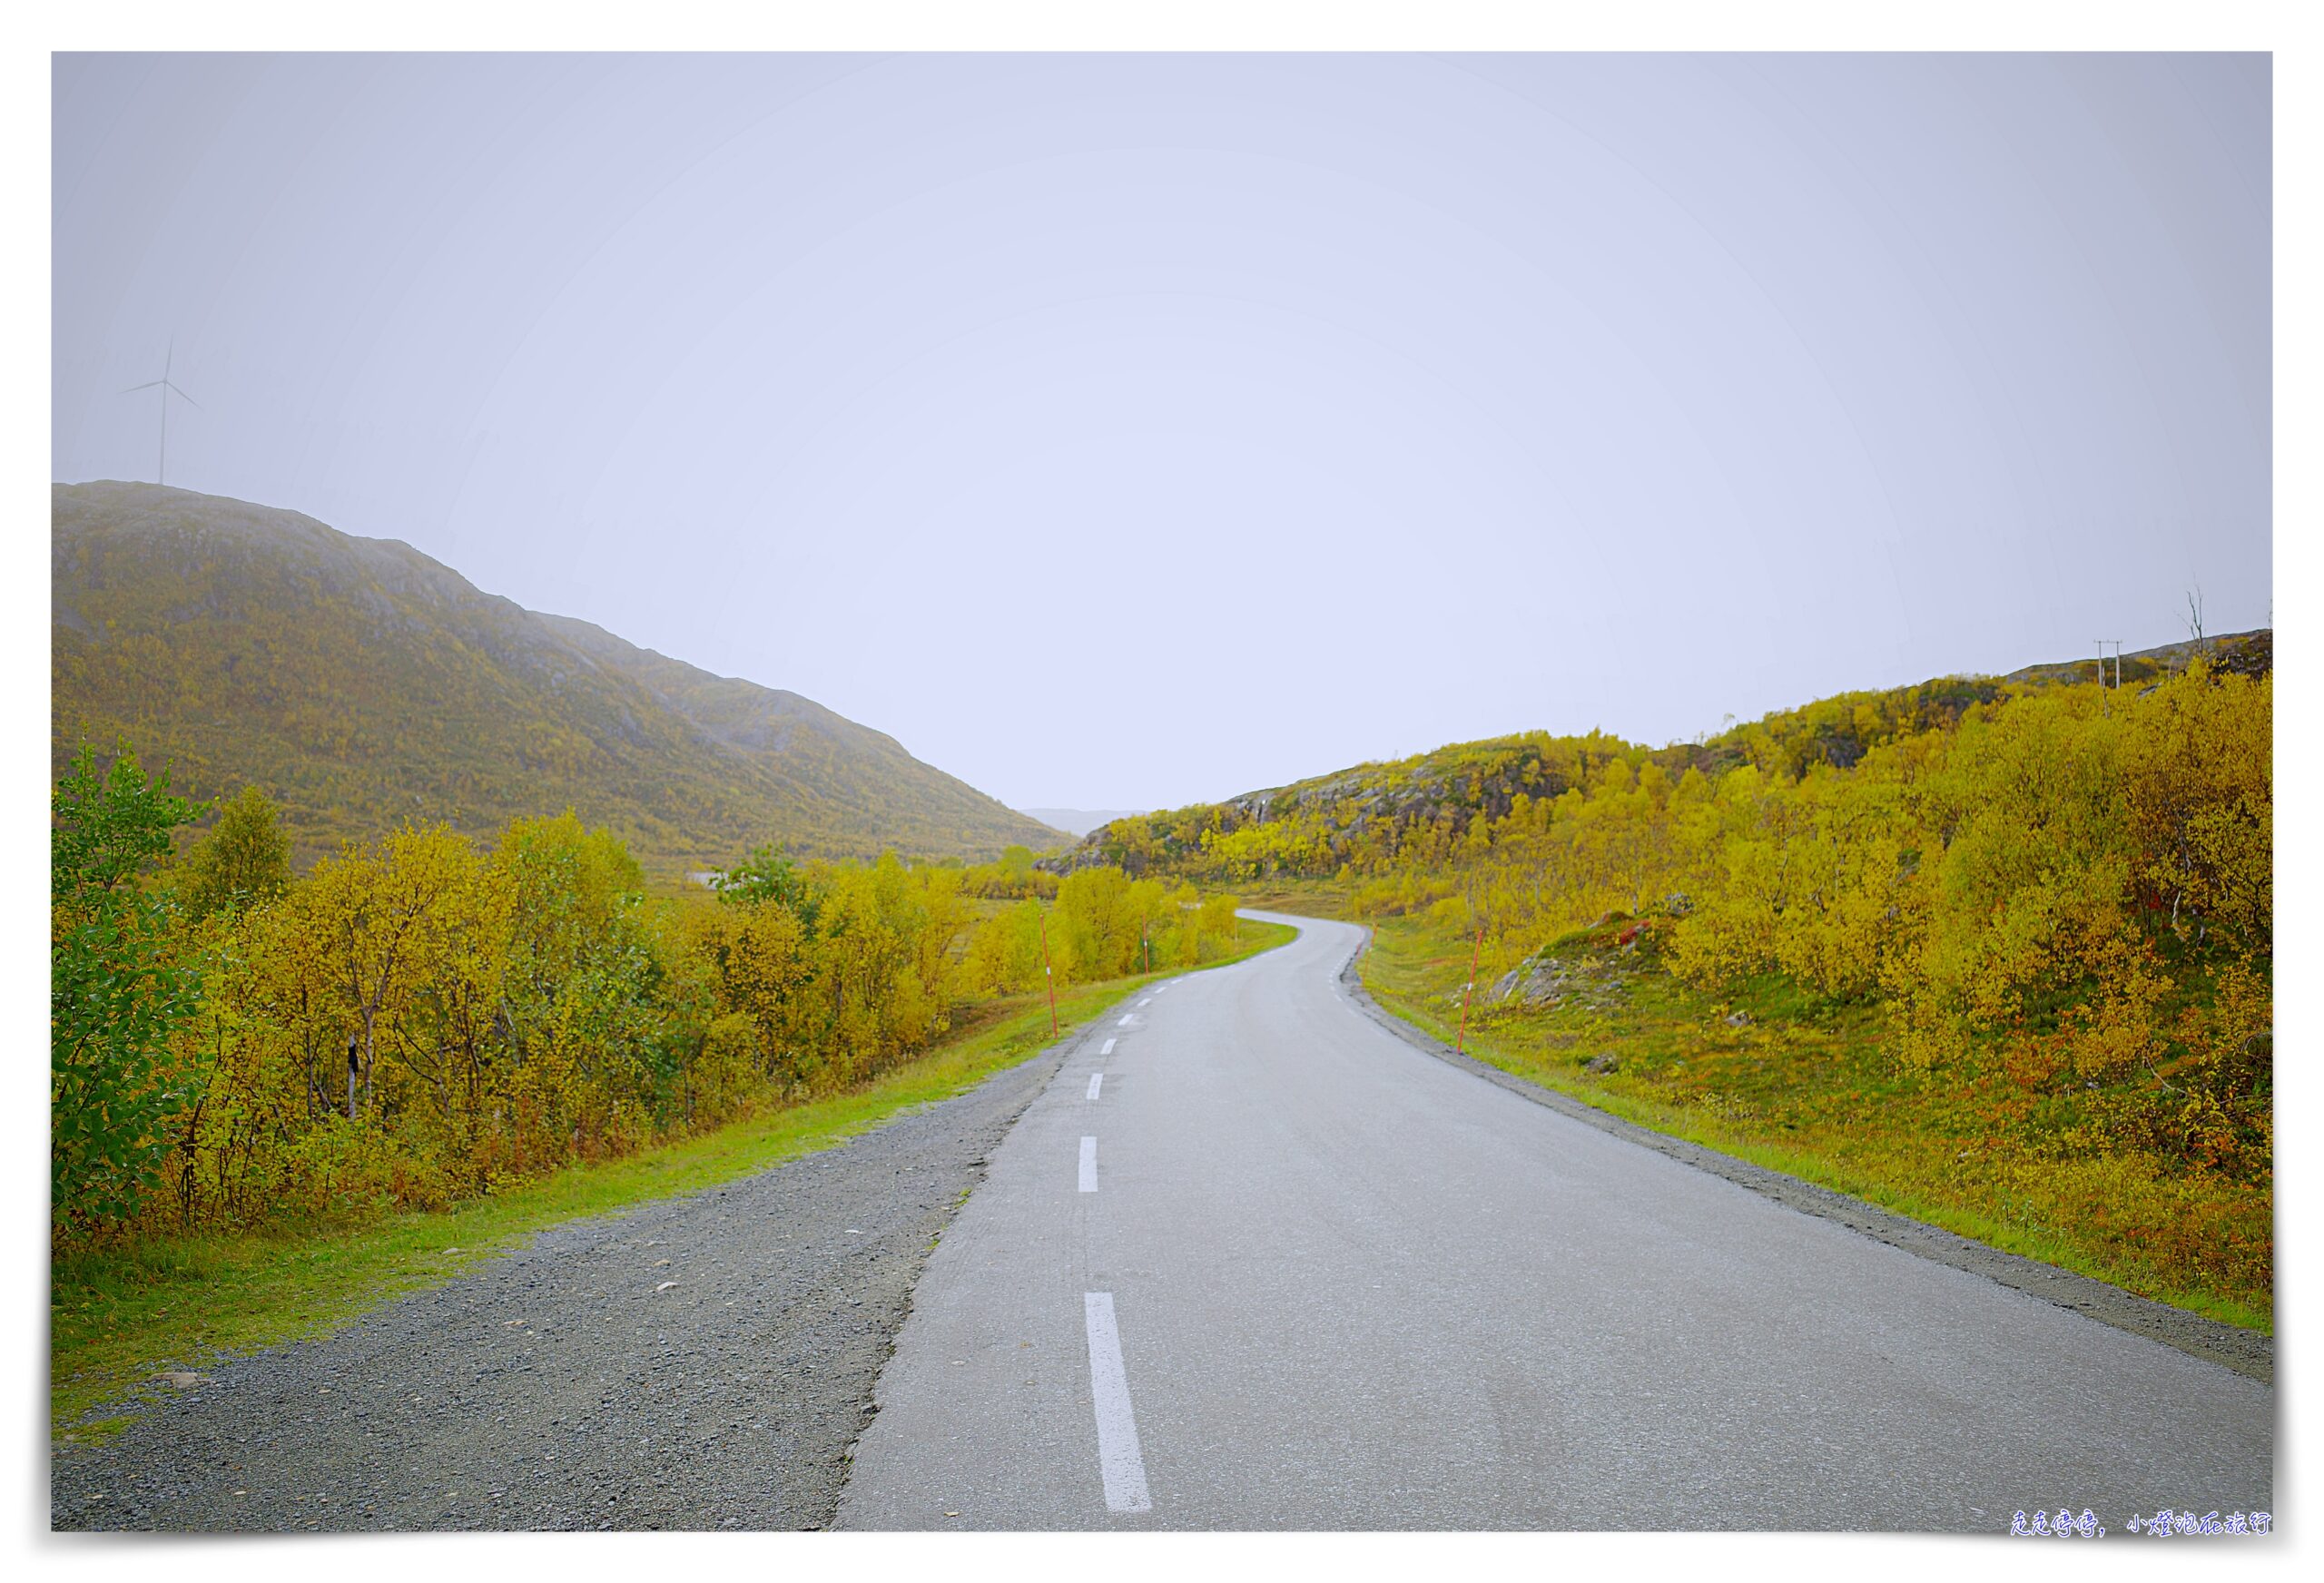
[51,745,208,1235]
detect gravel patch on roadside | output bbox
[51,1032,1084,1531]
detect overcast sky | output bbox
[52,53,2271,812]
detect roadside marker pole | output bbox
[1040,913,1060,1036]
[1457,922,1482,1054]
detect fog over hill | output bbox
[51,482,1064,870]
[1014,808,1148,839]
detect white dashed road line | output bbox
[1087,1073,1103,1100]
[1078,1136,1098,1193]
[1118,1015,1135,1028]
[1082,1293,1153,1514]
[1100,1037,1116,1056]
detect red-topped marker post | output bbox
[1040,912,1059,1036]
[1457,922,1482,1055]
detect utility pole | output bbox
[2093,639,2124,715]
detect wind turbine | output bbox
[123,338,198,486]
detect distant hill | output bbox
[1015,808,1148,838]
[52,482,1065,871]
[1049,627,2273,877]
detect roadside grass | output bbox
[1355,911,2271,1333]
[51,919,1295,1440]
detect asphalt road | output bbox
[837,913,2274,1531]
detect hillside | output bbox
[1054,627,2274,880]
[51,482,1063,870]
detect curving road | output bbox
[837,913,2273,1531]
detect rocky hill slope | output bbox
[1049,627,2273,879]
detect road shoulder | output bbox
[1329,927,2273,1385]
[50,1023,1104,1531]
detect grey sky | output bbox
[53,53,2270,812]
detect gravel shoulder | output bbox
[50,1027,1088,1532]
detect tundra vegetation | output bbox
[1067,643,2273,1325]
[53,790,1246,1247]
[50,765,1269,1428]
